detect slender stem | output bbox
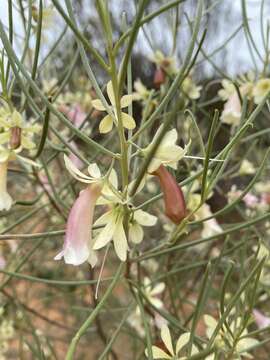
[65,264,123,360]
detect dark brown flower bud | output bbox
[154,67,166,88]
[9,127,21,150]
[152,165,186,224]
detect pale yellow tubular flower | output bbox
[92,81,136,133]
[142,126,189,173]
[253,78,270,104]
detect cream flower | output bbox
[127,309,146,337]
[182,76,202,100]
[93,206,157,261]
[142,126,189,173]
[253,78,270,104]
[220,92,241,126]
[32,5,55,31]
[218,79,236,101]
[133,79,150,102]
[93,205,128,261]
[0,106,40,211]
[55,156,113,266]
[143,277,165,309]
[151,51,177,75]
[92,81,136,133]
[0,108,40,150]
[129,209,157,244]
[64,154,104,184]
[187,193,222,239]
[204,314,259,359]
[145,325,198,359]
[239,159,255,175]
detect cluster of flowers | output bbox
[145,309,261,359]
[54,120,188,266]
[219,73,270,126]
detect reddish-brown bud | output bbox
[9,127,21,150]
[152,165,186,224]
[153,67,166,88]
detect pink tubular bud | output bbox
[152,165,186,224]
[154,67,166,88]
[9,127,21,150]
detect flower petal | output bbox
[64,154,92,182]
[120,95,133,108]
[94,209,113,226]
[176,332,190,355]
[93,217,115,250]
[156,145,186,162]
[107,81,116,106]
[0,161,13,211]
[146,346,171,359]
[151,282,165,296]
[113,216,128,261]
[148,158,162,174]
[161,325,174,356]
[129,223,144,244]
[0,132,10,145]
[134,209,157,226]
[88,163,101,179]
[0,191,13,211]
[92,99,106,111]
[150,297,164,309]
[99,115,114,133]
[121,112,136,130]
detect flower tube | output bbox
[152,165,186,224]
[0,160,13,211]
[54,184,101,266]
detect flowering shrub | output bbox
[0,0,270,359]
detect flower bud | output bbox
[154,67,166,88]
[152,165,186,224]
[9,127,21,150]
